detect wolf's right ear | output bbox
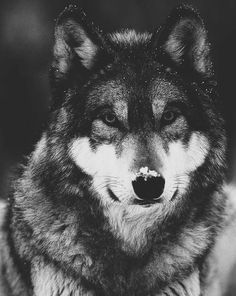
[52,5,106,82]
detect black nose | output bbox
[132,175,165,202]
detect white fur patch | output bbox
[70,137,118,177]
[110,30,151,46]
[164,132,209,174]
[32,133,47,163]
[69,137,135,203]
[160,132,210,200]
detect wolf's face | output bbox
[33,5,226,251]
[69,69,210,208]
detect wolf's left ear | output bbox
[156,5,213,77]
[52,5,106,81]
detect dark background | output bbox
[0,0,236,193]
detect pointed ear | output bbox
[156,5,213,78]
[52,5,105,81]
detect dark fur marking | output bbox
[107,188,120,202]
[177,280,188,294]
[169,286,180,296]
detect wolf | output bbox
[0,3,235,296]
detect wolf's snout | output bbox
[132,167,165,203]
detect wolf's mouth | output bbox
[134,189,178,206]
[107,188,179,206]
[133,197,163,206]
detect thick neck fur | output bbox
[7,133,226,295]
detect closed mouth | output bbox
[133,196,163,206]
[107,188,178,206]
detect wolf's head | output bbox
[28,5,226,253]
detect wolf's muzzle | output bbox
[132,167,165,204]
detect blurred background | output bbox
[0,0,236,195]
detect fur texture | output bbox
[0,4,234,296]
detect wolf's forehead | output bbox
[88,77,184,109]
[87,80,128,108]
[149,79,186,110]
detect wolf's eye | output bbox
[162,110,178,124]
[101,112,118,127]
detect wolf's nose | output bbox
[132,169,165,202]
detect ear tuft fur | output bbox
[52,5,104,81]
[155,5,213,78]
